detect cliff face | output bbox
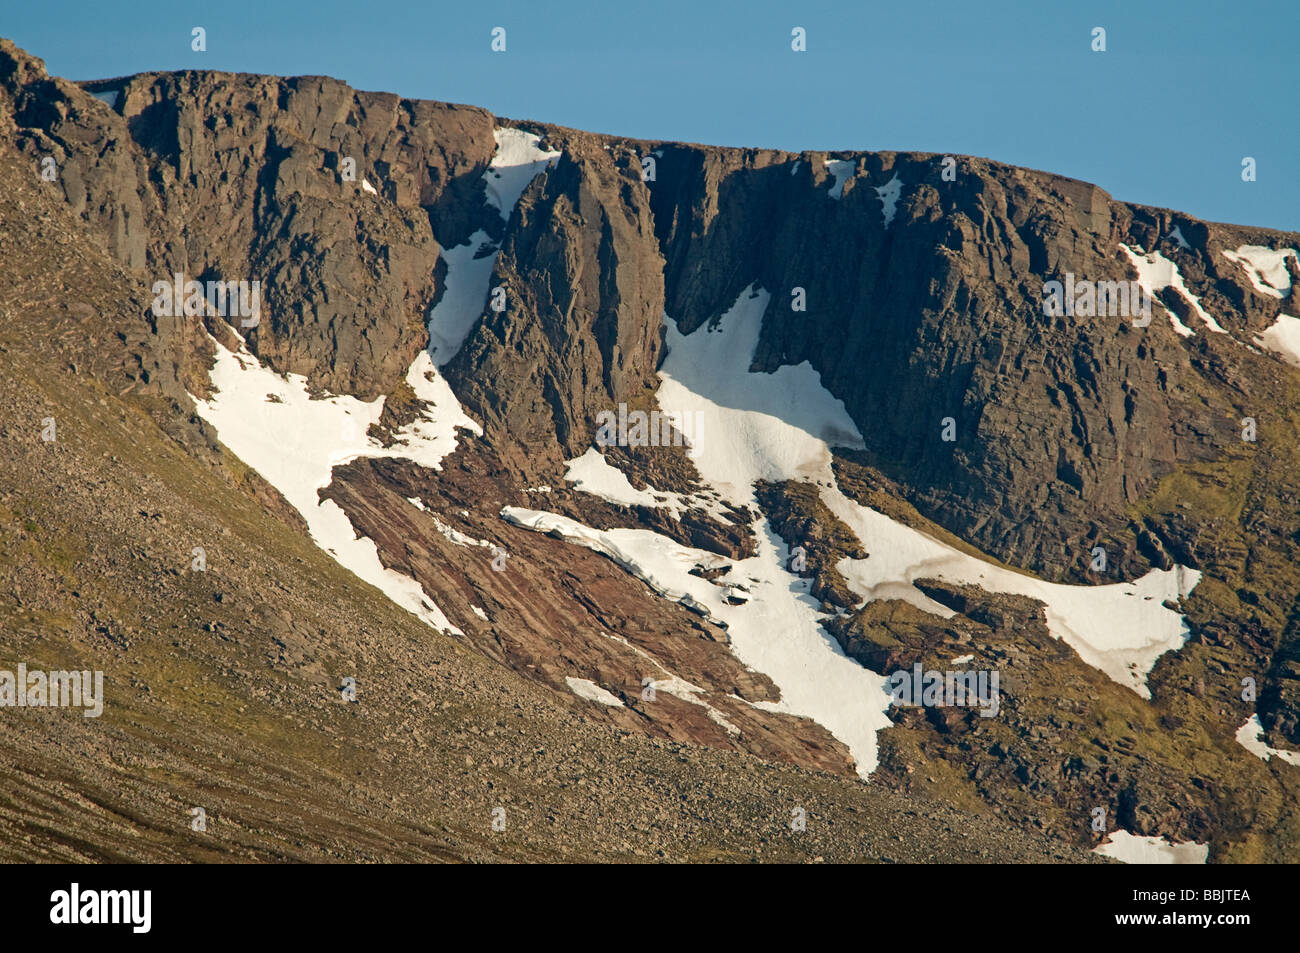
[8,35,1294,579]
[7,35,1300,860]
[3,42,500,401]
[444,130,667,474]
[650,146,1295,577]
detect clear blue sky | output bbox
[7,0,1297,231]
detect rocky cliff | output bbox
[6,34,1300,861]
[8,38,1295,577]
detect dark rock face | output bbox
[755,479,865,608]
[446,132,666,475]
[649,146,1298,579]
[1261,638,1300,745]
[3,40,499,401]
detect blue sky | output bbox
[8,0,1297,231]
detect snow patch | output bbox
[395,350,485,468]
[426,134,559,364]
[429,513,491,549]
[602,631,740,736]
[824,159,855,200]
[361,178,378,196]
[564,448,667,509]
[1222,245,1297,299]
[565,677,624,707]
[1255,314,1300,368]
[471,605,490,621]
[656,286,865,507]
[195,342,475,498]
[1094,831,1208,865]
[484,127,560,221]
[1120,244,1225,335]
[505,505,892,776]
[426,231,499,366]
[562,448,722,519]
[875,174,903,227]
[1165,225,1191,251]
[190,338,478,635]
[1235,715,1300,766]
[821,485,1199,698]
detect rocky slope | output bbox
[4,34,1300,861]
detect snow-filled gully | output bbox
[507,284,1204,788]
[190,128,561,638]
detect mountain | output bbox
[3,35,1299,862]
